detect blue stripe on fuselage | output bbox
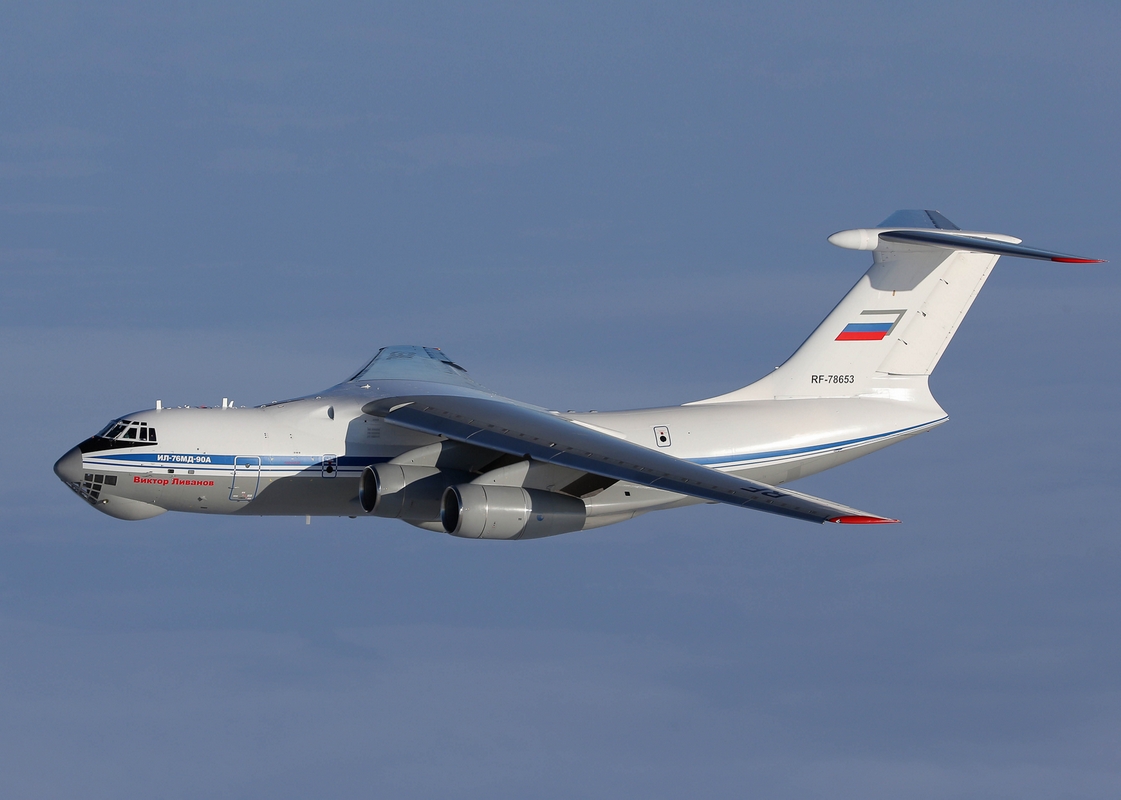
[82,453,394,470]
[687,418,946,469]
[81,420,944,480]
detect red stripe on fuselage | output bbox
[835,331,888,341]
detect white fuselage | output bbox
[58,375,946,526]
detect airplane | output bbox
[53,210,1103,538]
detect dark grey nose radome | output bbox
[53,446,83,483]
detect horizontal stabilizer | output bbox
[878,229,1104,263]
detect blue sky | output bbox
[2,2,1119,797]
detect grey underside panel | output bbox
[363,394,884,524]
[239,476,363,516]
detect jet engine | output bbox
[440,484,587,540]
[359,464,469,521]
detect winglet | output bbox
[828,515,901,524]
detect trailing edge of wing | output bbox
[362,394,898,526]
[878,230,1105,263]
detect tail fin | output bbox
[694,210,1103,404]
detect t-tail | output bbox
[692,209,1103,406]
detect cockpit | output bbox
[98,419,158,443]
[80,419,158,452]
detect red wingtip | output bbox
[828,515,901,525]
[1051,257,1106,263]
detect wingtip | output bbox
[1051,257,1106,263]
[828,515,901,525]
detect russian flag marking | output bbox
[836,322,893,341]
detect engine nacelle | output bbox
[359,464,469,521]
[440,484,587,540]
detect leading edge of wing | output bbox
[362,394,898,526]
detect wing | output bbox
[362,393,898,526]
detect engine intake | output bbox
[359,464,469,522]
[440,484,587,540]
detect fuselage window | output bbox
[148,428,156,442]
[140,428,148,441]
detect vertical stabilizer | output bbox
[691,210,1082,404]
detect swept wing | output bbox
[362,393,897,525]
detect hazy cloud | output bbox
[0,159,107,178]
[225,103,360,135]
[210,147,306,174]
[0,202,106,214]
[373,134,556,170]
[0,126,112,151]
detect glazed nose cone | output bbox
[54,446,83,483]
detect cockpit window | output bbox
[99,421,126,438]
[93,418,156,445]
